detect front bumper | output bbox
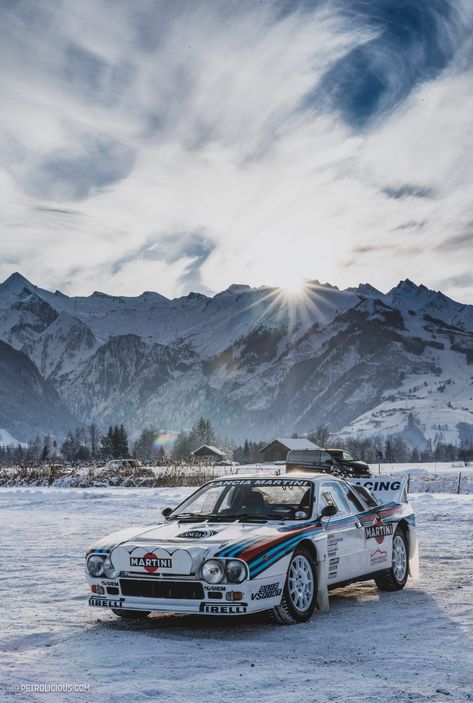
[87,574,285,616]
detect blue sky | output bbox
[1,0,472,301]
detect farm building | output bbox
[259,437,319,462]
[191,445,226,462]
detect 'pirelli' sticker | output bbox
[89,597,123,608]
[199,603,248,614]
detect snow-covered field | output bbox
[1,487,473,703]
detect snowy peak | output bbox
[0,291,59,350]
[353,283,384,299]
[0,272,34,293]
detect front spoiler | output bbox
[88,573,286,615]
[89,594,265,615]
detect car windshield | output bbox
[168,478,314,522]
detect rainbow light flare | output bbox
[151,431,178,454]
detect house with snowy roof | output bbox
[259,437,319,462]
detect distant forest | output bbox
[1,418,473,467]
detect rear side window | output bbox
[352,484,378,509]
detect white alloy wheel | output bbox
[392,534,407,583]
[288,554,315,613]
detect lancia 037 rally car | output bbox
[85,473,419,624]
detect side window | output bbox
[319,451,334,466]
[337,482,365,513]
[352,484,378,509]
[320,482,352,517]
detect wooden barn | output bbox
[191,445,226,463]
[259,437,319,462]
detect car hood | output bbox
[87,519,311,577]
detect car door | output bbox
[318,480,366,583]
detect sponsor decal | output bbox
[361,480,401,492]
[251,583,282,600]
[89,597,123,608]
[328,556,339,579]
[177,530,216,540]
[129,553,172,573]
[327,534,343,557]
[365,521,393,544]
[204,585,226,592]
[295,511,308,520]
[199,603,248,614]
[370,549,388,567]
[101,580,119,587]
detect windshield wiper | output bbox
[236,514,269,523]
[170,513,269,523]
[171,513,236,523]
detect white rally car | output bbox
[85,473,419,624]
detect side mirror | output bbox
[319,504,338,519]
[161,507,173,518]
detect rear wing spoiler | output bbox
[347,476,408,505]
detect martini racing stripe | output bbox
[218,538,261,558]
[247,527,321,578]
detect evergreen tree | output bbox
[111,425,129,458]
[133,428,158,460]
[172,431,193,459]
[89,424,100,459]
[101,427,115,460]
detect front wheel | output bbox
[112,609,150,619]
[272,547,317,625]
[375,526,409,591]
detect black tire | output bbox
[112,609,150,619]
[272,546,317,625]
[375,526,409,591]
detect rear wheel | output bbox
[272,547,317,625]
[375,526,408,591]
[112,609,150,619]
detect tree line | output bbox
[1,418,472,467]
[0,417,228,466]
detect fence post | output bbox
[457,472,462,495]
[407,474,411,494]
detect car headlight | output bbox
[87,555,105,577]
[201,559,225,584]
[103,558,120,579]
[225,559,248,583]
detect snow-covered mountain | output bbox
[0,339,76,441]
[0,272,472,446]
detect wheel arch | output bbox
[295,538,330,611]
[296,538,317,562]
[397,517,420,580]
[397,518,410,546]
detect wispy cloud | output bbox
[0,0,472,301]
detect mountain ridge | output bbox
[0,272,472,446]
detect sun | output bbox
[278,275,307,297]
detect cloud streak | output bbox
[0,0,472,301]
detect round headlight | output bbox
[226,559,248,583]
[87,555,105,577]
[201,559,225,584]
[103,558,120,579]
